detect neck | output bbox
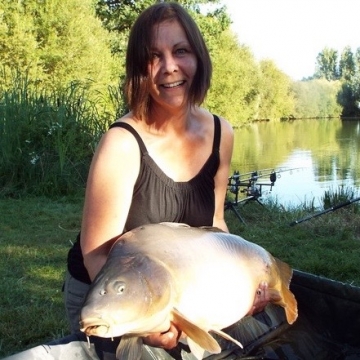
[146,105,196,134]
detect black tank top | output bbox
[67,115,221,283]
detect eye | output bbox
[99,289,106,296]
[113,281,126,295]
[151,52,160,60]
[176,48,187,55]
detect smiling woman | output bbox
[124,3,212,119]
[147,21,197,111]
[0,2,273,359]
[63,1,240,358]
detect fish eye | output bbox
[113,281,126,295]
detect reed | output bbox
[0,75,117,197]
[322,185,359,211]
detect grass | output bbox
[1,195,360,357]
[0,196,83,357]
[227,197,360,286]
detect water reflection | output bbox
[231,119,360,208]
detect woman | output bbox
[64,1,268,354]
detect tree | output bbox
[339,46,355,82]
[355,47,360,73]
[315,47,338,81]
[292,79,342,119]
[257,60,295,120]
[0,0,119,98]
[94,0,230,56]
[205,31,260,126]
[95,0,154,56]
[0,1,40,86]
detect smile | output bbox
[162,81,185,88]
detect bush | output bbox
[0,80,115,197]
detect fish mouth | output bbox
[80,318,111,337]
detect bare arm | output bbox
[80,125,140,281]
[213,117,234,232]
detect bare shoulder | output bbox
[205,111,234,162]
[99,116,139,155]
[196,108,233,134]
[218,115,234,139]
[86,115,141,204]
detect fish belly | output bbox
[172,251,260,330]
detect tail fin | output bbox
[271,258,298,324]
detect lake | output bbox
[230,118,360,209]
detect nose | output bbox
[162,53,178,74]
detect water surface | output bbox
[230,118,360,208]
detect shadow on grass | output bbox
[0,245,70,357]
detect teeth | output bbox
[163,81,183,88]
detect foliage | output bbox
[205,31,261,125]
[315,47,339,81]
[291,79,342,119]
[95,0,154,56]
[94,0,231,56]
[0,0,120,99]
[257,60,295,120]
[0,79,114,197]
[338,80,360,117]
[1,0,355,127]
[339,46,356,82]
[322,186,359,211]
[315,46,360,117]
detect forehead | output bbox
[151,20,189,48]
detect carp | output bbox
[80,223,297,359]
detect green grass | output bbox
[227,199,360,286]
[0,196,83,357]
[1,196,360,357]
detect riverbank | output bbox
[0,196,359,357]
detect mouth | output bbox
[161,80,185,88]
[80,318,111,337]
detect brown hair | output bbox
[124,2,212,119]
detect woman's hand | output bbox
[247,282,270,315]
[143,323,181,349]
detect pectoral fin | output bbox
[172,308,221,357]
[116,335,143,360]
[210,328,243,349]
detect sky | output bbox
[221,0,360,80]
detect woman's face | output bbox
[148,20,197,111]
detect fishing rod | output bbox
[225,169,278,224]
[289,196,360,226]
[231,167,302,185]
[226,167,304,224]
[227,170,276,199]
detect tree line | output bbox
[0,0,359,196]
[312,46,360,117]
[3,0,355,124]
